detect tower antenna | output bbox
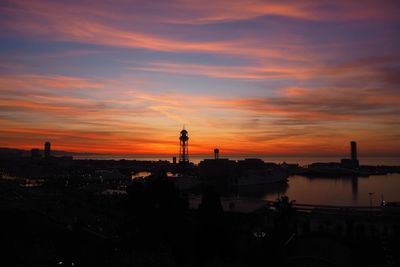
[179,127,189,164]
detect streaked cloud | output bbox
[168,0,400,24]
[0,0,399,156]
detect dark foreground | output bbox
[1,175,400,267]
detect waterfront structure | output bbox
[44,141,51,158]
[179,127,189,164]
[31,148,41,159]
[351,141,357,162]
[198,158,236,180]
[198,149,288,185]
[214,148,219,160]
[341,141,359,168]
[237,158,266,171]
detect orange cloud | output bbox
[0,74,104,91]
[0,127,179,154]
[1,1,313,61]
[132,53,400,82]
[9,0,395,27]
[171,0,400,24]
[1,0,400,156]
[133,62,311,80]
[1,70,399,156]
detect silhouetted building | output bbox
[44,141,51,158]
[198,158,236,181]
[351,141,357,161]
[172,156,177,164]
[340,141,359,168]
[310,162,341,169]
[341,158,355,168]
[349,141,359,167]
[179,127,189,164]
[237,158,266,171]
[31,148,41,159]
[214,148,219,160]
[198,148,236,181]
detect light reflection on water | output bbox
[131,171,151,180]
[131,171,177,180]
[74,155,399,206]
[187,174,400,207]
[261,173,400,206]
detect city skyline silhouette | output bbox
[1,1,400,266]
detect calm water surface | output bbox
[74,155,400,206]
[261,173,400,207]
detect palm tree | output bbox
[274,196,297,240]
[274,196,295,212]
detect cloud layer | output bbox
[0,0,400,156]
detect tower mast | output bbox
[179,127,189,164]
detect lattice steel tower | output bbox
[179,127,189,164]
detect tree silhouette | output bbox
[121,170,190,265]
[196,186,225,266]
[274,195,297,240]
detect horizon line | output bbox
[2,147,399,158]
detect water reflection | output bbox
[188,182,288,199]
[131,171,178,180]
[231,182,288,199]
[131,171,151,180]
[262,174,400,206]
[190,174,400,206]
[351,176,358,200]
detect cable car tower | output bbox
[179,126,189,164]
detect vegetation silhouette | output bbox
[273,195,297,239]
[121,170,191,265]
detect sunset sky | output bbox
[1,0,400,157]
